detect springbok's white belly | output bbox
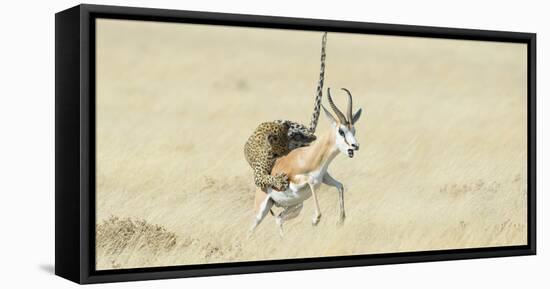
[267,171,324,207]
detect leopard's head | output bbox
[266,122,290,158]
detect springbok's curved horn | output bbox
[341,88,353,123]
[327,88,347,124]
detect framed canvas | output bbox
[55,4,536,284]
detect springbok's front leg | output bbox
[323,172,345,224]
[308,183,322,225]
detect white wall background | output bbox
[0,0,546,287]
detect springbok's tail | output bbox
[308,32,327,134]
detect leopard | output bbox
[243,32,327,192]
[244,121,294,191]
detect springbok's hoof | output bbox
[337,214,346,225]
[312,215,321,226]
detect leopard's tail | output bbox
[308,32,327,134]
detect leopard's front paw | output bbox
[273,173,289,191]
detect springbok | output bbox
[250,87,362,236]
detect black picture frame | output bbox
[55,4,537,284]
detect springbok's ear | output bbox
[352,108,362,124]
[321,104,337,126]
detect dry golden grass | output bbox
[95,19,528,270]
[96,216,177,269]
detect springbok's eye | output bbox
[338,129,345,137]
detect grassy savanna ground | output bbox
[95,19,528,270]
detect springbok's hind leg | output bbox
[249,194,274,236]
[275,203,303,238]
[323,172,345,224]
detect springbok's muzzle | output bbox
[348,143,359,158]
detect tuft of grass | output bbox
[96,216,177,256]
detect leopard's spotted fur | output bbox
[244,122,294,191]
[243,32,327,191]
